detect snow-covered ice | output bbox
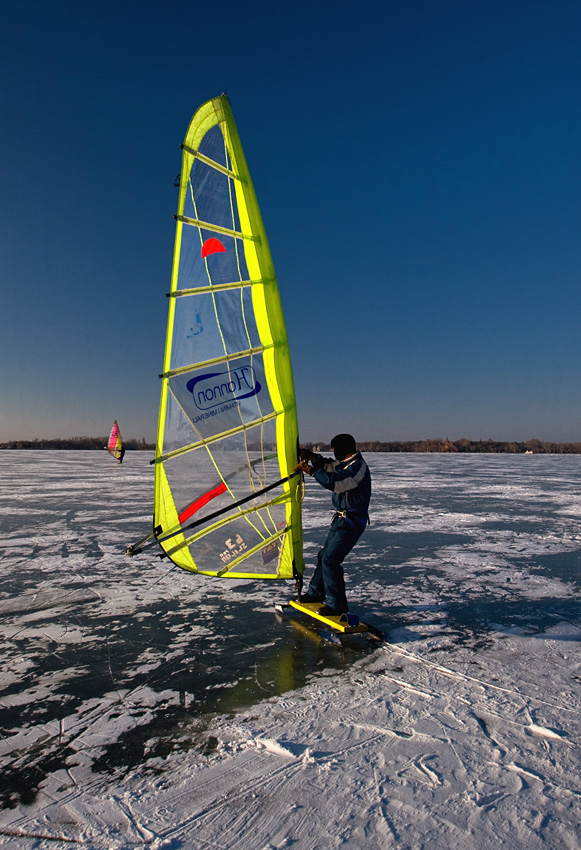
[0,450,580,848]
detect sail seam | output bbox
[225,136,274,538]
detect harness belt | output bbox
[331,510,369,530]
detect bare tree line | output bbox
[2,437,581,454]
[305,438,581,454]
[0,437,155,450]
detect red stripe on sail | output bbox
[178,482,228,524]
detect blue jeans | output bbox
[307,516,364,611]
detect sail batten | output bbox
[161,344,268,379]
[167,512,289,559]
[181,143,241,180]
[151,95,304,579]
[169,527,289,576]
[170,279,256,297]
[145,452,281,545]
[176,214,256,243]
[154,410,279,464]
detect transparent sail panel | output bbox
[163,420,279,525]
[168,352,274,443]
[197,123,227,168]
[170,287,260,372]
[183,159,240,232]
[177,228,249,293]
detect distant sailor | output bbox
[294,434,371,615]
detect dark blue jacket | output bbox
[312,452,371,528]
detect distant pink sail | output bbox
[107,420,124,462]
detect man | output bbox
[294,434,371,615]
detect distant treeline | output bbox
[305,438,581,454]
[0,437,155,450]
[3,437,581,454]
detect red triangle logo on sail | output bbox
[201,238,226,259]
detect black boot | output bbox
[318,604,347,616]
[299,593,324,604]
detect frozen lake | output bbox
[0,450,580,848]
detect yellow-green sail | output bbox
[152,94,303,579]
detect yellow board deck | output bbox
[288,600,371,634]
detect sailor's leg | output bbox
[305,548,326,601]
[319,520,362,612]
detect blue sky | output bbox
[1,0,580,443]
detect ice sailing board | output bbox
[143,94,304,580]
[278,600,384,641]
[289,601,370,634]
